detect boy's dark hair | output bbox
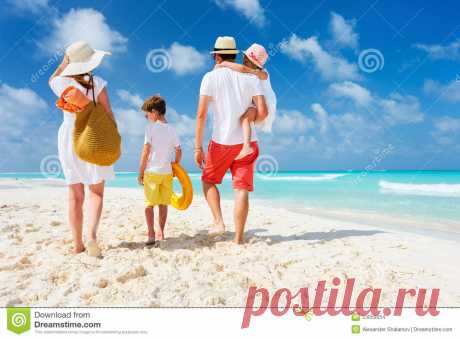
[216,53,237,62]
[142,95,166,115]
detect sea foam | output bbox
[259,174,347,181]
[379,180,460,197]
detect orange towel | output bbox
[56,86,91,113]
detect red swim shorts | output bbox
[202,140,259,191]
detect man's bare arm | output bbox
[194,95,210,168]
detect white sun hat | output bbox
[60,41,111,76]
[210,36,239,54]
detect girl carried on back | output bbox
[217,43,277,159]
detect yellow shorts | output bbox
[143,172,173,207]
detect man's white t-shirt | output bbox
[199,67,264,145]
[144,121,180,174]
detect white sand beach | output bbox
[1,180,459,308]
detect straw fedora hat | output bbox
[60,41,111,76]
[210,36,239,54]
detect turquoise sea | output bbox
[1,170,459,227]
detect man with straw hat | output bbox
[194,36,268,244]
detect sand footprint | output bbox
[96,278,109,288]
[48,271,69,285]
[116,265,146,284]
[50,220,61,227]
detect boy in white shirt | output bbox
[138,95,181,245]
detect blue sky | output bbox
[0,0,460,172]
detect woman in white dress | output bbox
[49,41,117,257]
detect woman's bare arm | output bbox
[49,54,69,83]
[98,88,117,123]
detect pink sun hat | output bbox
[243,43,268,69]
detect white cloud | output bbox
[260,102,395,160]
[0,82,60,171]
[308,103,382,156]
[117,89,143,108]
[378,93,424,125]
[434,116,460,133]
[329,111,373,151]
[311,103,329,135]
[329,12,358,49]
[166,42,208,75]
[115,90,150,137]
[116,107,145,138]
[423,79,460,103]
[0,83,48,141]
[167,107,196,138]
[431,116,460,145]
[328,81,372,106]
[214,0,266,27]
[259,109,314,153]
[414,40,460,61]
[273,109,314,134]
[327,81,423,126]
[6,0,53,15]
[258,86,423,162]
[280,34,360,81]
[39,8,128,54]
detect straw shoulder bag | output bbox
[56,77,121,166]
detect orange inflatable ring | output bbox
[171,163,193,210]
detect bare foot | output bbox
[235,144,253,160]
[146,237,156,246]
[73,244,85,254]
[155,231,164,241]
[86,240,101,257]
[233,238,245,245]
[208,223,226,238]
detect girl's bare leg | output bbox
[157,205,168,240]
[235,107,257,160]
[68,183,85,253]
[145,206,155,241]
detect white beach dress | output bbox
[50,76,115,185]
